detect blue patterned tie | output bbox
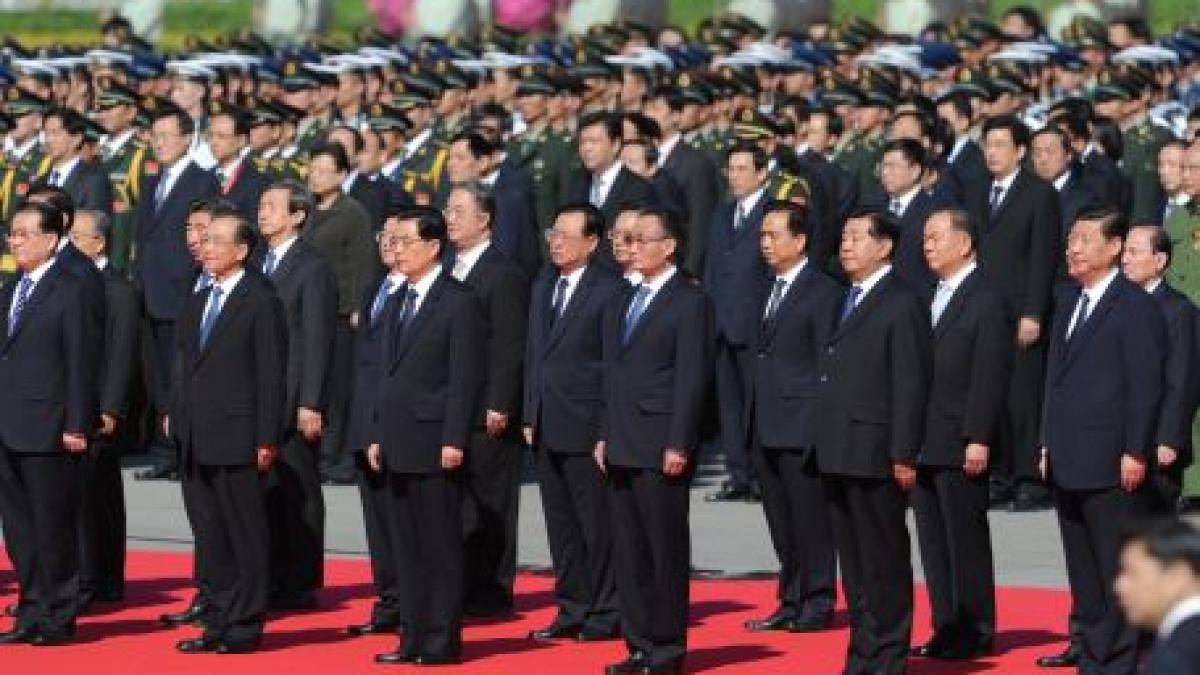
[622,285,652,345]
[370,278,393,325]
[839,285,863,325]
[199,285,224,348]
[550,277,569,324]
[8,275,32,337]
[262,250,277,276]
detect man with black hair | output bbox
[38,107,112,215]
[207,101,269,224]
[879,138,941,292]
[1115,518,1200,673]
[936,91,989,219]
[1030,126,1100,246]
[326,124,390,230]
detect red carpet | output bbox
[0,550,1069,673]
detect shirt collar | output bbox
[1169,193,1191,207]
[948,136,969,162]
[1053,171,1071,192]
[891,185,922,214]
[481,166,500,187]
[794,142,810,156]
[774,256,809,287]
[1159,596,1200,640]
[855,264,893,298]
[20,256,56,288]
[52,155,82,181]
[624,270,643,286]
[559,264,587,288]
[269,234,299,263]
[381,155,404,177]
[1082,266,1120,299]
[404,129,433,159]
[409,263,442,299]
[1144,277,1164,294]
[455,238,491,277]
[993,167,1020,193]
[657,133,682,167]
[1081,142,1096,160]
[103,128,136,154]
[738,185,767,215]
[341,169,359,193]
[385,271,407,290]
[211,268,246,296]
[95,256,108,271]
[637,265,676,295]
[595,160,623,187]
[218,152,245,179]
[938,259,977,292]
[9,135,37,159]
[56,238,69,254]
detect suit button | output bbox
[826,347,834,355]
[819,375,828,383]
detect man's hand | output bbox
[366,443,382,473]
[485,410,509,438]
[349,311,360,329]
[256,446,277,472]
[162,415,170,438]
[297,407,324,442]
[1039,448,1048,482]
[1016,318,1041,348]
[663,449,688,477]
[98,413,118,438]
[1121,453,1146,492]
[441,446,464,470]
[963,443,989,477]
[1157,445,1179,468]
[593,441,606,473]
[522,426,533,447]
[893,462,916,490]
[62,433,87,454]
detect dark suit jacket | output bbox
[891,189,942,293]
[0,264,89,452]
[347,172,389,231]
[1151,282,1198,466]
[797,149,855,272]
[703,194,769,346]
[568,165,654,269]
[490,161,543,280]
[221,158,270,225]
[460,245,530,423]
[133,161,220,320]
[660,139,718,275]
[813,272,932,478]
[745,263,843,456]
[170,270,287,466]
[600,272,715,469]
[1078,152,1127,216]
[524,264,622,454]
[1057,172,1100,241]
[921,269,1013,467]
[976,168,1062,324]
[345,273,398,452]
[58,158,114,215]
[264,238,337,422]
[375,273,485,473]
[99,265,140,419]
[302,193,379,317]
[945,138,990,219]
[1041,275,1165,491]
[1144,614,1200,675]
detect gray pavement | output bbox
[116,457,1094,589]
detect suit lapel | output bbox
[390,274,447,366]
[622,273,680,351]
[269,239,305,281]
[547,267,596,351]
[601,168,629,210]
[3,266,61,348]
[989,169,1023,226]
[1059,277,1123,373]
[762,265,814,346]
[933,271,977,338]
[830,274,892,342]
[196,277,249,363]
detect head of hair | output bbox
[1077,205,1128,240]
[648,85,685,112]
[13,201,65,238]
[450,130,499,160]
[882,137,928,169]
[1111,16,1153,42]
[638,206,686,251]
[1093,117,1125,162]
[623,111,662,142]
[623,137,659,167]
[579,111,623,142]
[554,201,605,238]
[152,107,196,137]
[927,207,978,249]
[327,124,364,154]
[474,102,512,135]
[44,106,87,139]
[448,181,496,230]
[1034,125,1074,155]
[811,105,844,137]
[310,141,351,173]
[1120,518,1200,577]
[265,179,316,227]
[847,206,901,252]
[891,110,935,143]
[1130,223,1173,266]
[209,206,257,249]
[938,91,974,125]
[212,107,250,136]
[24,183,75,231]
[982,114,1031,149]
[75,209,112,249]
[397,205,447,256]
[726,141,769,170]
[188,198,215,217]
[763,199,810,239]
[1053,112,1091,145]
[1003,6,1046,36]
[614,199,649,220]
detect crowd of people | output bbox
[0,7,1198,674]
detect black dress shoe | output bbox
[176,635,222,653]
[528,623,580,640]
[29,632,72,647]
[160,603,208,627]
[375,650,416,664]
[346,620,398,636]
[744,613,796,632]
[705,484,759,503]
[0,626,37,644]
[269,592,318,611]
[788,614,833,632]
[912,634,952,657]
[463,603,515,619]
[413,654,460,666]
[135,463,179,481]
[605,654,649,674]
[1036,643,1081,668]
[216,639,261,654]
[644,661,684,674]
[937,637,993,660]
[2,604,15,617]
[576,626,620,642]
[1011,482,1053,512]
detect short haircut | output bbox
[397,206,447,255]
[847,206,901,253]
[614,199,649,220]
[210,207,256,248]
[638,206,685,246]
[152,107,196,137]
[937,91,973,123]
[1129,223,1173,266]
[554,202,605,238]
[450,131,498,160]
[448,181,496,231]
[982,114,1031,149]
[726,141,769,170]
[211,107,250,137]
[812,106,844,137]
[327,124,364,154]
[623,137,659,166]
[763,199,810,239]
[474,102,511,135]
[890,110,934,142]
[1121,518,1200,578]
[648,85,685,112]
[926,207,978,248]
[13,201,65,238]
[75,209,112,249]
[1053,112,1091,144]
[1076,205,1127,240]
[188,198,216,217]
[578,111,623,142]
[44,106,87,138]
[24,184,75,231]
[265,179,316,227]
[882,138,928,168]
[1003,6,1046,36]
[310,141,350,173]
[623,111,661,141]
[1034,125,1073,155]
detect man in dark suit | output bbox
[813,207,932,675]
[133,106,219,478]
[936,92,990,219]
[523,203,622,642]
[879,138,941,292]
[702,142,770,502]
[645,87,718,276]
[976,115,1061,512]
[69,210,140,605]
[367,207,485,666]
[1031,127,1101,246]
[445,181,530,617]
[568,112,654,268]
[207,101,269,224]
[1122,224,1198,514]
[598,207,714,675]
[1115,518,1200,675]
[0,203,90,646]
[170,209,286,654]
[343,213,408,637]
[327,125,391,231]
[741,200,841,635]
[794,107,857,272]
[39,107,113,215]
[911,208,1012,660]
[256,180,337,609]
[1038,206,1165,673]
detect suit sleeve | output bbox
[346,207,379,317]
[84,168,115,215]
[254,291,288,448]
[297,262,338,411]
[889,295,932,463]
[962,293,1014,445]
[668,291,716,453]
[1024,182,1062,321]
[1155,299,1196,450]
[484,266,530,417]
[100,283,141,417]
[522,276,544,430]
[1121,296,1166,459]
[60,281,89,436]
[680,155,718,275]
[444,293,486,448]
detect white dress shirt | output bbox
[657,133,682,169]
[630,265,677,313]
[932,260,977,324]
[265,235,299,273]
[763,257,808,318]
[406,263,442,316]
[889,185,921,217]
[1159,596,1200,640]
[736,185,767,227]
[989,167,1021,208]
[855,263,893,302]
[9,257,54,325]
[155,156,192,206]
[49,155,82,187]
[204,268,246,321]
[553,265,588,314]
[590,161,624,207]
[452,239,490,281]
[1067,267,1119,338]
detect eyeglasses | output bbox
[608,231,634,245]
[629,235,669,246]
[376,232,422,248]
[544,229,587,243]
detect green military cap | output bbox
[986,62,1028,96]
[572,47,617,79]
[207,98,248,124]
[842,16,884,42]
[391,69,443,108]
[281,59,321,91]
[857,71,897,108]
[1090,70,1136,102]
[1112,61,1154,90]
[1063,17,1110,51]
[270,99,304,125]
[243,96,283,127]
[820,71,865,106]
[96,82,140,108]
[366,102,412,133]
[2,86,47,117]
[516,64,556,97]
[673,71,713,106]
[433,60,475,90]
[825,27,868,55]
[137,94,174,127]
[944,67,992,99]
[732,107,777,140]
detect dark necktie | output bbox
[199,285,224,348]
[262,250,277,277]
[8,275,33,337]
[622,285,652,345]
[396,287,418,330]
[550,276,569,324]
[764,277,787,323]
[369,278,394,325]
[839,285,863,325]
[1068,291,1091,341]
[989,183,1004,215]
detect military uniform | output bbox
[1123,115,1173,223]
[102,133,150,272]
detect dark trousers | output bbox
[714,337,753,487]
[824,474,913,675]
[609,465,690,670]
[78,441,127,599]
[996,340,1046,485]
[318,319,354,476]
[145,318,175,417]
[184,462,269,645]
[1054,486,1142,674]
[462,428,521,613]
[179,450,212,611]
[750,440,836,617]
[265,431,325,597]
[355,451,404,626]
[533,445,617,632]
[0,448,81,636]
[386,470,464,658]
[912,465,995,643]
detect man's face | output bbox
[10,112,39,143]
[96,102,135,135]
[201,217,248,280]
[839,217,891,282]
[8,212,58,272]
[807,114,833,154]
[516,93,547,124]
[879,149,922,197]
[169,78,205,112]
[378,216,402,270]
[1066,219,1121,284]
[630,215,675,276]
[1158,145,1186,194]
[983,128,1024,178]
[69,212,107,260]
[923,212,971,278]
[42,116,81,162]
[611,211,638,270]
[307,153,346,198]
[1121,226,1167,286]
[248,122,279,152]
[392,217,439,278]
[185,210,210,265]
[759,210,806,272]
[547,211,598,271]
[336,72,364,109]
[643,97,675,134]
[1115,542,1178,631]
[444,189,489,249]
[327,128,357,165]
[282,88,314,113]
[620,144,653,179]
[150,116,191,167]
[258,188,297,241]
[853,104,886,132]
[726,151,766,199]
[578,123,620,172]
[207,115,244,165]
[359,131,386,175]
[1181,147,1200,199]
[889,115,925,146]
[1031,133,1070,182]
[446,139,486,184]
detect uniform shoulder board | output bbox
[252,157,269,172]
